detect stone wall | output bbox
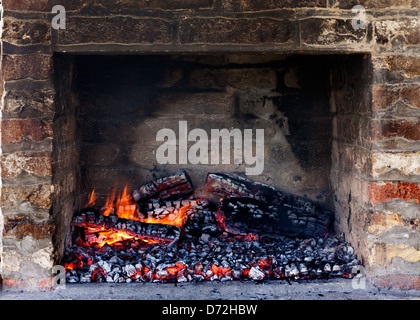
[0,0,419,290]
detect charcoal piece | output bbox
[207,173,333,237]
[217,197,331,238]
[73,211,181,245]
[132,170,193,201]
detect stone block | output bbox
[222,0,326,11]
[1,152,53,179]
[374,18,420,46]
[385,56,420,78]
[179,18,293,44]
[1,185,54,210]
[300,18,366,45]
[371,152,420,179]
[1,18,51,45]
[3,0,89,11]
[2,89,55,119]
[58,17,172,45]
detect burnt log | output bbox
[218,197,331,238]
[136,199,208,222]
[73,211,181,245]
[206,173,333,238]
[132,170,193,202]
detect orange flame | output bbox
[84,189,97,208]
[83,184,195,247]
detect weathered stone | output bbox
[3,0,90,11]
[2,55,52,81]
[2,90,55,119]
[369,181,420,205]
[374,18,420,45]
[97,0,213,10]
[179,18,293,44]
[385,56,420,78]
[373,275,420,290]
[300,18,366,45]
[58,17,172,45]
[367,211,407,235]
[371,152,420,178]
[3,216,54,240]
[222,0,326,11]
[1,18,51,45]
[1,152,53,178]
[1,185,54,210]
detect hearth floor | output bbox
[1,278,419,300]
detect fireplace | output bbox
[1,0,419,291]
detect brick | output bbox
[58,17,172,45]
[2,18,51,45]
[1,185,55,210]
[372,84,420,110]
[3,0,89,11]
[179,18,293,44]
[373,275,420,290]
[371,119,420,141]
[222,0,326,11]
[300,18,366,45]
[3,215,54,240]
[371,152,420,178]
[369,181,420,205]
[1,152,53,178]
[1,278,54,291]
[2,55,52,81]
[385,56,420,78]
[1,119,53,144]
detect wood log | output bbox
[132,170,193,202]
[206,173,333,238]
[136,199,209,221]
[217,197,332,238]
[73,211,181,246]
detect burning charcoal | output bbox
[132,170,193,201]
[324,263,332,273]
[124,264,137,277]
[80,272,91,283]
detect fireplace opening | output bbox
[52,53,371,283]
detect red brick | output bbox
[371,119,420,141]
[2,55,52,81]
[1,119,53,144]
[1,278,54,290]
[369,181,420,205]
[373,275,420,290]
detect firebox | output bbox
[1,0,419,291]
